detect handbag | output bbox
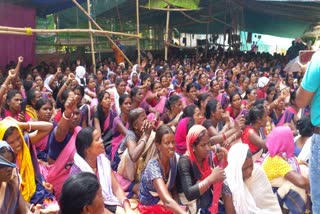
[117,149,137,181]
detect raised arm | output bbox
[0,69,17,106]
[55,92,77,142]
[127,121,152,162]
[57,73,75,103]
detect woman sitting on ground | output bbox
[262,126,310,213]
[59,172,108,214]
[0,141,30,214]
[177,125,227,214]
[70,127,135,213]
[112,108,155,198]
[139,125,185,213]
[224,143,281,213]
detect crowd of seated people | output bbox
[0,49,313,213]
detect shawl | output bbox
[225,143,264,214]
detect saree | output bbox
[25,105,38,121]
[73,153,120,206]
[0,118,36,202]
[175,117,189,155]
[273,109,294,127]
[45,126,81,199]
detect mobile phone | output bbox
[299,50,315,64]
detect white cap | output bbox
[257,77,269,88]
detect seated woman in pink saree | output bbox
[93,91,117,160]
[175,105,203,155]
[181,83,198,108]
[111,94,131,160]
[46,91,81,199]
[145,81,168,115]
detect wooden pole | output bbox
[136,0,141,64]
[87,0,96,74]
[0,26,140,38]
[71,0,133,66]
[164,5,170,61]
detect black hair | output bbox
[290,90,296,105]
[150,81,161,92]
[96,91,110,131]
[87,75,96,84]
[140,73,151,85]
[76,127,94,158]
[26,88,40,106]
[23,80,33,92]
[205,99,218,119]
[115,78,125,86]
[224,81,232,91]
[5,89,21,109]
[59,172,100,214]
[3,126,18,142]
[186,83,196,93]
[253,98,266,107]
[244,88,255,100]
[73,85,85,97]
[154,125,174,145]
[296,116,314,137]
[119,94,131,107]
[182,105,198,131]
[245,104,265,125]
[229,91,241,103]
[196,93,210,108]
[182,104,197,119]
[130,87,139,99]
[165,95,181,111]
[35,98,53,111]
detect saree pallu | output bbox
[274,110,295,127]
[0,118,36,202]
[45,126,81,199]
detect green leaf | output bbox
[168,0,200,9]
[146,0,200,9]
[146,0,168,9]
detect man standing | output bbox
[296,51,320,214]
[112,38,126,65]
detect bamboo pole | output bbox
[0,26,140,38]
[136,0,141,64]
[164,5,170,61]
[87,0,96,74]
[140,6,200,11]
[71,0,133,67]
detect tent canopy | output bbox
[7,0,320,38]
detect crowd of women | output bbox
[0,50,313,214]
